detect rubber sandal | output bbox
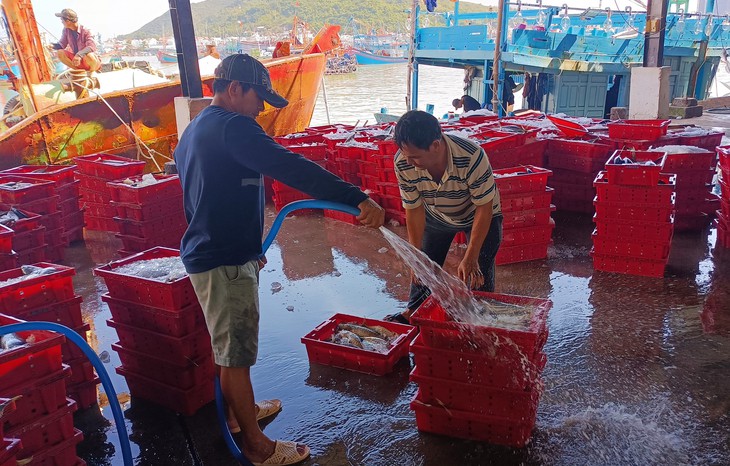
[384,312,409,325]
[252,440,310,466]
[226,399,282,433]
[255,399,282,421]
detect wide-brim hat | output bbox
[214,54,288,108]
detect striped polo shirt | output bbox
[394,134,502,228]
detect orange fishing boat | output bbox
[0,0,337,171]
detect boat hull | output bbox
[354,49,407,65]
[0,53,326,170]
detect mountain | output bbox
[119,0,491,39]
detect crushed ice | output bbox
[112,257,187,282]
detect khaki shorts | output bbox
[188,261,260,367]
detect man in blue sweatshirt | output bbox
[174,54,384,466]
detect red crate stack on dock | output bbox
[716,146,730,248]
[0,176,61,264]
[409,292,550,447]
[0,263,99,410]
[0,398,22,466]
[75,154,146,233]
[0,313,85,465]
[271,144,330,214]
[591,149,676,277]
[94,248,214,416]
[106,174,186,256]
[0,165,84,248]
[493,166,555,264]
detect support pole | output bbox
[643,0,669,67]
[406,0,418,110]
[491,0,506,116]
[168,0,202,98]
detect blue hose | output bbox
[0,322,133,466]
[218,200,361,465]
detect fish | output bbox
[332,330,363,349]
[361,337,390,354]
[368,325,398,341]
[337,323,382,339]
[0,333,25,351]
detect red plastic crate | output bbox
[678,131,724,150]
[502,205,555,230]
[56,180,81,202]
[606,119,669,141]
[115,231,184,252]
[74,153,146,179]
[15,243,46,266]
[101,293,204,338]
[274,132,326,147]
[0,176,55,205]
[10,226,45,253]
[107,174,182,204]
[659,148,716,171]
[83,215,117,232]
[6,398,76,457]
[410,367,541,420]
[111,195,184,222]
[0,397,16,439]
[501,220,555,247]
[672,169,716,188]
[113,342,215,390]
[411,292,551,359]
[0,438,20,466]
[1,165,77,184]
[0,263,75,313]
[107,319,211,366]
[0,209,42,234]
[66,357,95,386]
[78,187,108,204]
[16,429,83,466]
[301,313,417,376]
[116,366,214,416]
[94,248,195,311]
[1,365,70,430]
[593,197,675,223]
[410,396,535,447]
[0,225,12,255]
[593,171,676,204]
[493,166,552,195]
[592,230,671,260]
[62,210,84,230]
[65,378,98,410]
[82,201,116,219]
[59,324,90,363]
[287,143,328,161]
[113,213,187,239]
[604,150,666,186]
[593,214,674,243]
[496,241,551,265]
[590,247,667,278]
[12,296,83,329]
[0,315,64,391]
[323,209,360,225]
[409,333,546,390]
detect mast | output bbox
[491,0,505,115]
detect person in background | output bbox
[384,110,503,324]
[452,94,482,113]
[49,9,101,72]
[174,54,384,466]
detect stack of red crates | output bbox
[0,313,85,465]
[409,292,550,447]
[0,209,45,272]
[0,263,98,409]
[647,145,716,231]
[545,138,614,213]
[94,247,214,416]
[0,398,22,466]
[75,153,146,232]
[271,143,330,214]
[591,150,676,277]
[716,146,730,248]
[107,174,186,256]
[493,166,555,264]
[0,165,84,247]
[0,176,59,264]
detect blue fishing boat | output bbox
[353,48,407,65]
[408,0,729,117]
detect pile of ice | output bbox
[461,108,496,117]
[445,129,477,139]
[337,140,379,150]
[120,173,164,188]
[0,181,34,190]
[0,209,27,226]
[0,265,59,288]
[501,118,556,130]
[113,257,187,283]
[280,132,309,139]
[670,127,715,137]
[648,145,711,154]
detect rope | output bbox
[71,79,170,172]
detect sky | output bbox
[28,0,705,40]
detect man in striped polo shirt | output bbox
[385,110,503,324]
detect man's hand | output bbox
[457,257,484,289]
[356,197,385,228]
[257,256,267,270]
[72,55,82,67]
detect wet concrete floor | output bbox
[64,202,730,465]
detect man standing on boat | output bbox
[174,54,384,465]
[49,9,101,72]
[385,110,502,325]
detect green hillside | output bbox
[121,0,490,39]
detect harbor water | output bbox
[9,61,729,465]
